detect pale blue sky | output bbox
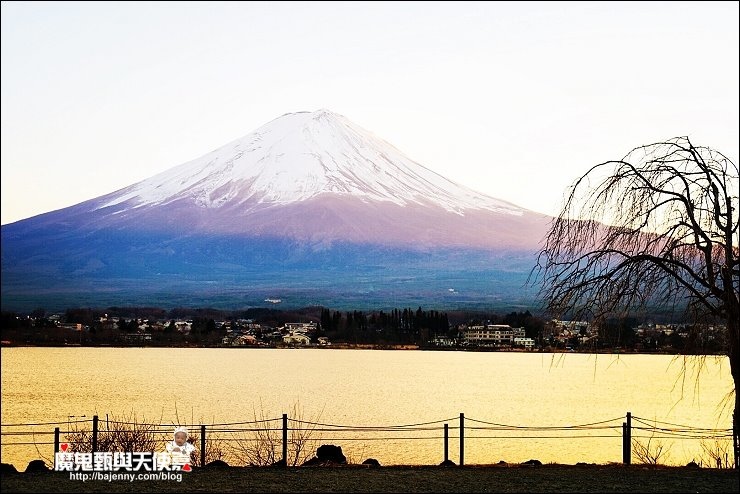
[2,1,738,224]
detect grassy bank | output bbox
[1,464,737,493]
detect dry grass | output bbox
[1,464,737,493]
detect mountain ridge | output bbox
[1,109,547,311]
[94,109,526,216]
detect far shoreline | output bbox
[0,342,726,357]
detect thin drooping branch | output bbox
[532,137,739,470]
[533,137,738,327]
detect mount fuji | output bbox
[1,110,549,311]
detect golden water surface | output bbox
[0,348,733,469]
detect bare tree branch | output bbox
[531,136,739,468]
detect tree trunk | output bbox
[732,321,739,467]
[732,394,740,472]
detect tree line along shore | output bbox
[0,305,728,355]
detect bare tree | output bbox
[185,429,227,467]
[66,412,159,454]
[632,429,672,466]
[699,437,735,469]
[228,400,323,467]
[533,136,739,468]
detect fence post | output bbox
[283,413,288,468]
[53,427,60,469]
[459,413,464,466]
[200,425,206,467]
[622,422,628,464]
[282,413,288,467]
[626,412,631,465]
[444,423,449,463]
[92,415,98,453]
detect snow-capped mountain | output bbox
[101,109,521,215]
[34,109,548,249]
[1,109,549,311]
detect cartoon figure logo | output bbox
[165,426,195,471]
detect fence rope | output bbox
[631,415,729,430]
[631,433,734,440]
[1,419,92,427]
[631,416,730,433]
[288,417,458,429]
[1,414,733,463]
[465,416,624,430]
[100,417,281,427]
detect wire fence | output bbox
[0,412,735,468]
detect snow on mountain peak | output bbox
[99,109,523,216]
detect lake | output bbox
[0,348,733,469]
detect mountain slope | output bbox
[1,109,548,311]
[98,109,522,214]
